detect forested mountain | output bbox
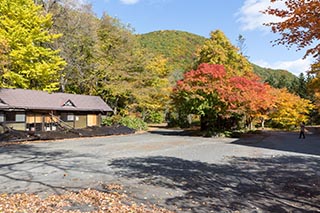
[137,30,206,73]
[137,30,298,86]
[252,63,297,87]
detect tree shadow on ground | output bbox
[150,126,320,156]
[148,129,198,136]
[232,127,320,156]
[110,155,320,212]
[0,144,109,194]
[148,126,207,137]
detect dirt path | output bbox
[0,128,320,212]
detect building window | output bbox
[0,113,4,122]
[61,113,74,122]
[15,113,26,122]
[67,113,74,121]
[6,112,15,122]
[5,112,25,122]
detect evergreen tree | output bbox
[297,73,308,99]
[289,78,299,95]
[266,75,276,88]
[277,75,288,89]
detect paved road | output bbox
[1,128,320,212]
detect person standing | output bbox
[299,122,306,139]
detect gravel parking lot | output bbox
[1,128,320,212]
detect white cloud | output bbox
[237,0,286,31]
[120,0,140,4]
[253,57,313,76]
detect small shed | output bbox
[0,88,113,131]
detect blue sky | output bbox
[88,0,313,76]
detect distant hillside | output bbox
[252,63,298,87]
[137,30,298,85]
[137,30,206,72]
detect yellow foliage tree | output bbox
[268,88,314,129]
[133,55,171,122]
[0,0,66,91]
[0,36,9,87]
[195,30,253,77]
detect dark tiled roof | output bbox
[0,88,113,112]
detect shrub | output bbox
[102,117,113,126]
[145,111,165,124]
[166,111,190,128]
[102,115,122,126]
[103,115,148,131]
[118,116,148,131]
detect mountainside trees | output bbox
[137,30,206,74]
[0,0,65,91]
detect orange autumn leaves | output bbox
[0,188,173,213]
[174,63,313,128]
[264,0,320,111]
[174,64,273,119]
[264,0,320,58]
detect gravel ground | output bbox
[0,127,320,212]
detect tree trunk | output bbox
[261,118,265,129]
[113,97,119,115]
[200,115,208,131]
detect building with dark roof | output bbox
[0,88,113,131]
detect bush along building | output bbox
[0,88,113,131]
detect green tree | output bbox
[94,14,172,118]
[195,30,253,77]
[47,0,99,93]
[297,73,308,99]
[265,75,276,87]
[277,75,288,89]
[93,14,143,114]
[0,0,65,91]
[288,77,299,95]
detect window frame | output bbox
[5,111,25,123]
[61,112,75,122]
[0,112,4,122]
